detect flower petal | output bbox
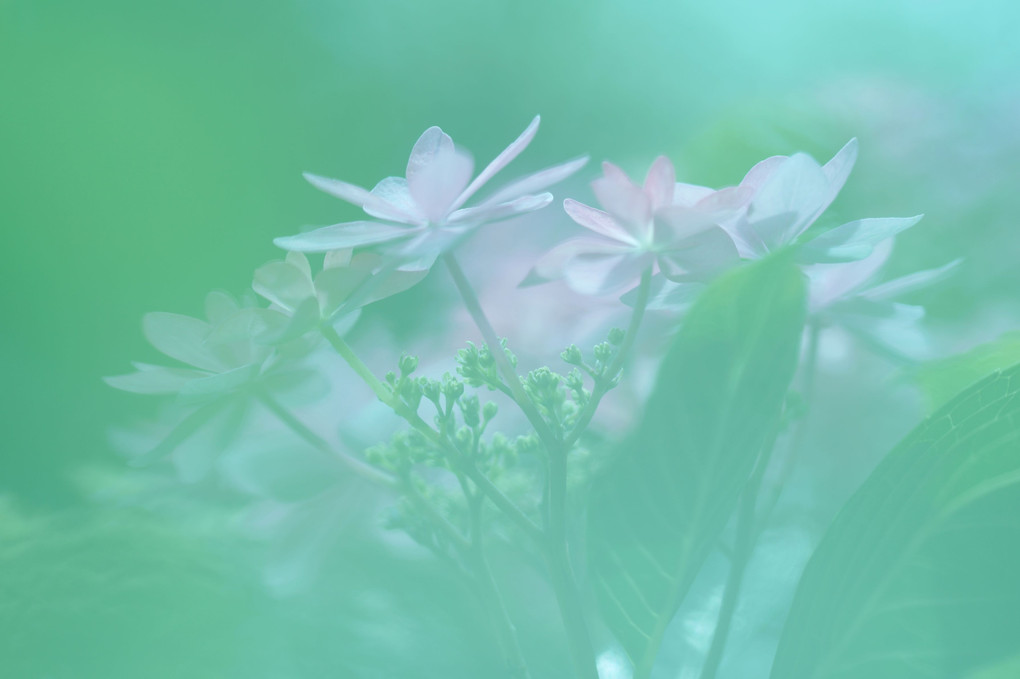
[253,259,316,312]
[367,177,426,225]
[447,192,553,225]
[480,156,589,207]
[861,258,961,302]
[104,364,209,394]
[564,251,648,295]
[673,182,715,207]
[739,155,787,191]
[798,215,923,264]
[820,138,858,213]
[592,161,649,228]
[449,115,541,212]
[643,156,676,211]
[203,291,239,327]
[806,239,893,310]
[521,236,633,286]
[563,199,636,244]
[658,226,741,282]
[406,126,474,222]
[746,152,830,248]
[142,312,224,372]
[303,172,419,225]
[274,221,417,252]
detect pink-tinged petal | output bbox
[564,251,649,295]
[693,185,754,216]
[806,239,893,310]
[726,214,771,259]
[658,227,740,282]
[643,156,676,211]
[563,198,636,244]
[739,155,787,191]
[274,221,417,252]
[798,215,923,264]
[592,162,650,230]
[747,153,829,248]
[406,126,475,222]
[449,115,541,212]
[521,236,633,286]
[673,182,715,207]
[367,177,426,225]
[654,205,722,241]
[480,156,589,206]
[820,138,858,211]
[303,173,419,225]
[861,258,960,302]
[447,193,553,225]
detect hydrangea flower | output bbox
[806,239,959,360]
[105,292,324,477]
[252,250,427,340]
[274,116,588,264]
[726,139,924,264]
[104,291,303,400]
[525,156,744,295]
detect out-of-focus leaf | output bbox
[914,332,1020,412]
[587,254,806,676]
[771,365,1020,679]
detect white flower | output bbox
[526,156,743,295]
[274,116,587,264]
[252,250,427,339]
[806,239,959,360]
[727,138,924,265]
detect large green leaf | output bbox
[771,364,1020,679]
[587,255,807,675]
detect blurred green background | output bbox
[2,0,1019,676]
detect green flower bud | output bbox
[607,327,626,346]
[561,344,584,365]
[399,354,419,376]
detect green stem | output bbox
[756,320,821,534]
[466,491,533,679]
[545,450,600,679]
[700,418,782,679]
[563,267,651,450]
[442,252,561,451]
[256,391,396,488]
[321,324,544,544]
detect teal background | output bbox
[2,1,1019,676]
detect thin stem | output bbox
[256,391,397,488]
[442,252,561,451]
[466,491,533,679]
[563,267,652,450]
[700,419,782,679]
[544,452,600,679]
[756,320,821,534]
[320,324,393,404]
[321,324,544,544]
[403,479,472,553]
[699,472,761,679]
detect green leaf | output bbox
[587,255,807,675]
[914,331,1020,412]
[771,365,1020,679]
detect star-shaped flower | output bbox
[252,250,427,341]
[274,116,587,264]
[726,139,924,264]
[525,156,743,295]
[806,239,959,360]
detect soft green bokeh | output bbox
[3,1,1019,677]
